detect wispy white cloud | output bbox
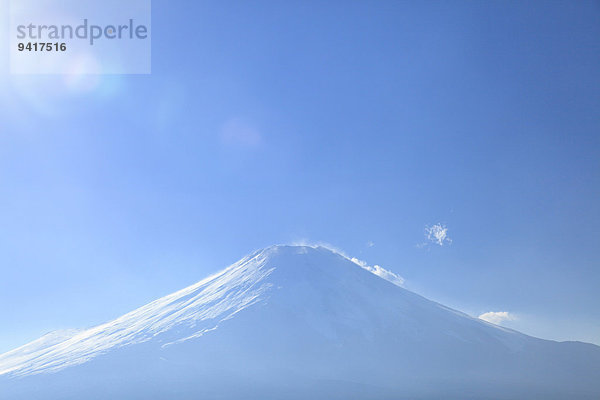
[423,223,452,247]
[478,311,516,325]
[289,240,345,255]
[287,240,404,287]
[366,241,375,248]
[350,258,404,287]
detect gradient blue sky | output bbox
[1,1,599,352]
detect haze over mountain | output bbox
[1,245,599,399]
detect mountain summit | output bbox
[1,245,599,399]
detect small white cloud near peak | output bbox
[425,223,452,246]
[286,241,404,287]
[350,257,404,287]
[478,311,516,325]
[366,241,375,248]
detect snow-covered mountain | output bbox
[1,245,599,399]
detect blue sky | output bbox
[1,1,599,351]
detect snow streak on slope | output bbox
[0,329,83,370]
[0,250,275,376]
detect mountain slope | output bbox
[1,245,599,399]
